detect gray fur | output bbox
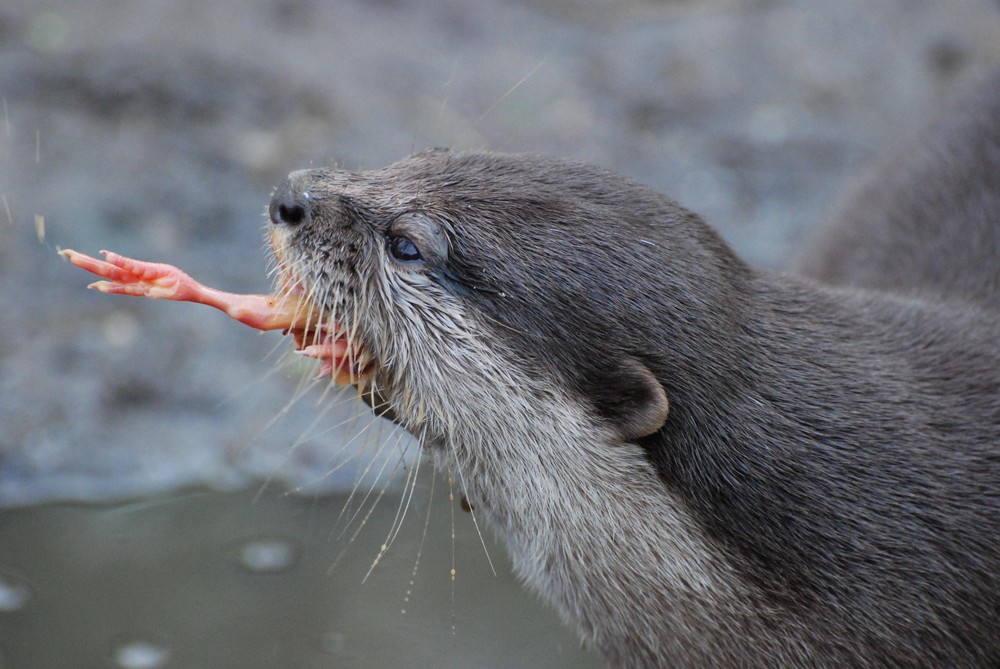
[267,72,1000,667]
[792,69,1000,308]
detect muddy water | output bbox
[0,486,601,668]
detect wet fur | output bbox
[268,73,1000,667]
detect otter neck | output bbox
[416,349,782,666]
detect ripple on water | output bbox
[112,638,171,669]
[236,536,300,574]
[0,570,31,612]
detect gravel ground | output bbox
[1,0,999,504]
[0,2,998,666]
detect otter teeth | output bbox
[295,331,374,386]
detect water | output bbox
[0,487,601,668]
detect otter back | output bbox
[792,70,1000,309]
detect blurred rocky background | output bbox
[0,0,998,667]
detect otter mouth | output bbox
[275,266,376,389]
[289,321,375,386]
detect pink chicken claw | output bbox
[60,249,361,384]
[59,249,308,331]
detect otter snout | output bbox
[269,175,313,228]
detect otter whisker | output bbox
[251,380,354,503]
[329,429,410,576]
[400,462,437,616]
[445,463,458,634]
[252,357,329,443]
[473,58,545,128]
[381,431,423,553]
[362,434,422,583]
[427,61,458,147]
[330,443,395,548]
[446,440,497,578]
[330,415,406,540]
[308,411,390,487]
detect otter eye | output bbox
[388,235,422,262]
[387,213,448,265]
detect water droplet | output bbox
[0,572,31,612]
[113,639,170,669]
[237,537,299,574]
[33,214,45,243]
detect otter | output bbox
[793,69,1000,308]
[261,70,999,669]
[269,69,1000,667]
[63,73,999,666]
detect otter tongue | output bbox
[59,249,319,332]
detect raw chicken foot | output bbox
[60,249,357,381]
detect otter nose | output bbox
[269,178,312,227]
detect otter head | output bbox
[266,150,743,452]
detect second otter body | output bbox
[266,75,1000,667]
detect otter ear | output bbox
[593,356,670,442]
